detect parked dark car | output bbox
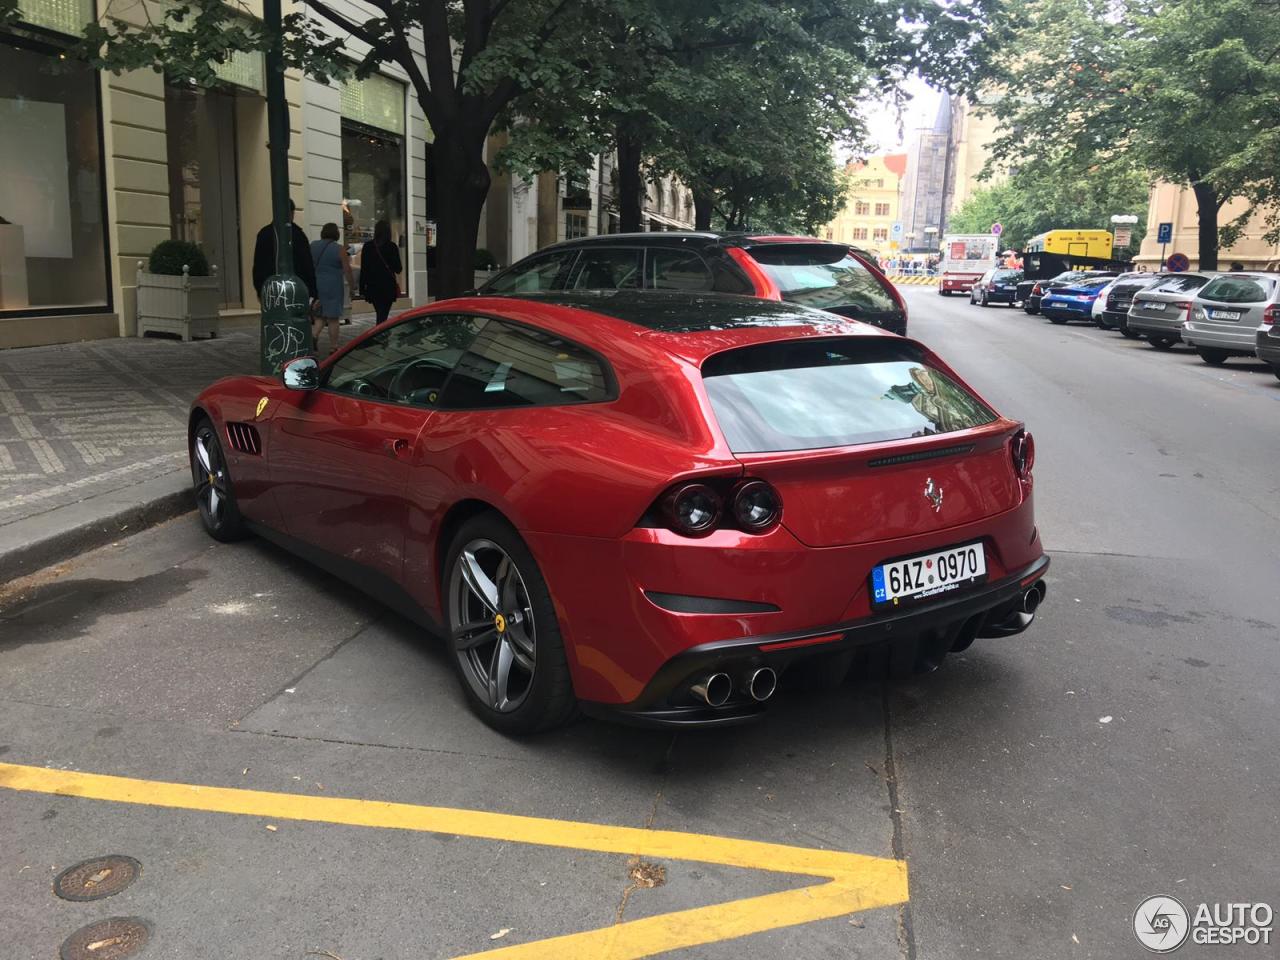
[474,232,909,335]
[1097,272,1165,333]
[1022,270,1116,315]
[969,268,1023,307]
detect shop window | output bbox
[342,123,406,299]
[0,36,110,314]
[165,84,243,308]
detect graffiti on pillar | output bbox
[264,323,306,368]
[262,277,306,312]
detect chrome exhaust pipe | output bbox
[747,667,777,702]
[1021,581,1046,616]
[692,673,733,707]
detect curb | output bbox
[0,470,193,583]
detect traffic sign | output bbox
[1167,252,1190,272]
[891,222,903,239]
[991,222,1003,236]
[1114,226,1132,247]
[1157,222,1173,244]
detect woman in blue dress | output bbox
[310,222,353,355]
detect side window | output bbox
[568,248,643,290]
[326,314,485,406]
[484,251,579,294]
[649,249,714,291]
[440,321,611,409]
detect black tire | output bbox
[981,291,991,307]
[190,417,248,542]
[940,289,951,297]
[1272,365,1280,383]
[443,512,577,734]
[1148,335,1176,351]
[1024,304,1038,315]
[1048,314,1068,325]
[1197,347,1229,366]
[1119,317,1140,339]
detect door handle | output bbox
[384,438,410,458]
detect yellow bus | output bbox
[1024,230,1114,259]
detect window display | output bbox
[341,123,405,299]
[0,37,109,313]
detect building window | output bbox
[165,83,243,308]
[874,203,890,217]
[876,179,884,188]
[854,201,870,216]
[342,122,406,295]
[873,227,889,242]
[852,228,869,240]
[565,211,588,240]
[0,35,110,314]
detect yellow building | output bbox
[825,153,906,255]
[1136,183,1280,270]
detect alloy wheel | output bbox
[192,424,230,529]
[450,539,537,713]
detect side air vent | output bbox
[867,444,974,468]
[225,422,262,455]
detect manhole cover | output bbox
[53,856,142,901]
[59,917,151,960]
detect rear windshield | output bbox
[1199,275,1277,303]
[748,247,898,314]
[994,270,1022,282]
[702,338,997,453]
[1153,275,1210,294]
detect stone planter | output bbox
[136,261,221,340]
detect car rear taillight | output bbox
[649,478,782,537]
[1264,304,1279,326]
[1011,430,1035,481]
[730,480,782,533]
[1172,300,1192,318]
[1032,284,1043,296]
[660,483,722,537]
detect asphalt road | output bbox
[1,285,1277,960]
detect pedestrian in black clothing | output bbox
[251,199,317,302]
[359,219,402,324]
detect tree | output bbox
[949,164,1151,252]
[986,0,1276,269]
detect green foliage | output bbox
[949,166,1151,252]
[473,248,498,270]
[148,240,210,277]
[986,0,1280,267]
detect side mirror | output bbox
[282,355,319,391]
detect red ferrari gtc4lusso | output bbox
[189,292,1048,733]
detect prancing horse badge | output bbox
[255,397,269,419]
[924,477,943,512]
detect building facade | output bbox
[898,97,952,254]
[946,95,1006,215]
[1135,183,1280,270]
[824,154,906,255]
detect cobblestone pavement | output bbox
[0,318,375,530]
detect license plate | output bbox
[1145,302,1165,311]
[1211,310,1241,320]
[872,542,987,604]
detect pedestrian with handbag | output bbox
[359,219,403,324]
[310,222,354,355]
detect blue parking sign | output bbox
[1157,222,1173,244]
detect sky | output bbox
[849,74,941,160]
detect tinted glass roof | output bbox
[505,291,838,333]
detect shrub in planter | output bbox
[473,247,498,271]
[137,240,219,340]
[148,240,210,277]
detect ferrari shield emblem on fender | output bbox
[924,477,943,513]
[255,397,269,419]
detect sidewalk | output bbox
[0,316,375,580]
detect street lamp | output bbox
[924,226,939,249]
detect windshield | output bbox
[1152,274,1210,294]
[994,270,1022,282]
[1199,276,1277,304]
[702,338,996,453]
[748,247,898,314]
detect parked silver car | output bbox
[1183,273,1280,365]
[1127,272,1216,350]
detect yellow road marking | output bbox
[0,761,908,958]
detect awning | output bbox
[646,212,690,230]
